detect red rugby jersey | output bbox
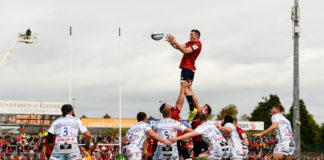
[147,138,154,156]
[179,41,202,71]
[171,107,181,122]
[171,107,184,136]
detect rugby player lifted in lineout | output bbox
[165,30,202,122]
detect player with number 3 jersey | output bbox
[47,104,91,160]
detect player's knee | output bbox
[283,155,292,160]
[273,154,284,160]
[181,81,188,87]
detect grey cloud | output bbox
[0,0,324,124]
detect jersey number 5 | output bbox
[164,131,169,139]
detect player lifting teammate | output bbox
[254,104,295,160]
[165,29,202,122]
[159,83,192,159]
[47,104,91,160]
[169,112,230,160]
[153,108,193,160]
[122,112,172,160]
[188,85,212,159]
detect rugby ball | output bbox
[151,33,164,40]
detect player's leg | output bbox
[273,142,291,160]
[179,141,192,160]
[273,153,284,160]
[283,155,292,160]
[193,141,208,160]
[193,140,201,158]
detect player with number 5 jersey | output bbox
[47,104,91,160]
[153,108,193,160]
[122,112,172,160]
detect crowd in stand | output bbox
[0,133,322,160]
[0,134,122,160]
[80,135,121,160]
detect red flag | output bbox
[70,26,72,36]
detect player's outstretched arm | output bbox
[165,34,193,54]
[169,131,199,143]
[254,122,278,137]
[175,83,185,111]
[83,131,91,151]
[142,139,149,159]
[243,138,249,146]
[42,141,47,160]
[184,127,193,133]
[146,130,172,146]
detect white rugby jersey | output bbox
[222,123,243,148]
[48,115,88,153]
[125,122,152,150]
[195,122,226,150]
[155,118,186,146]
[153,118,186,159]
[271,113,294,143]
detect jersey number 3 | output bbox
[61,126,71,137]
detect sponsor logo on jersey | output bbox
[192,45,198,50]
[214,137,225,142]
[57,137,75,142]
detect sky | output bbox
[0,0,323,124]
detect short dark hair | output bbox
[198,112,208,121]
[205,104,212,115]
[191,29,200,38]
[224,115,234,125]
[162,107,172,118]
[61,104,73,117]
[159,103,166,113]
[137,112,147,121]
[273,104,285,113]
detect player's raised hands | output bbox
[165,34,176,43]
